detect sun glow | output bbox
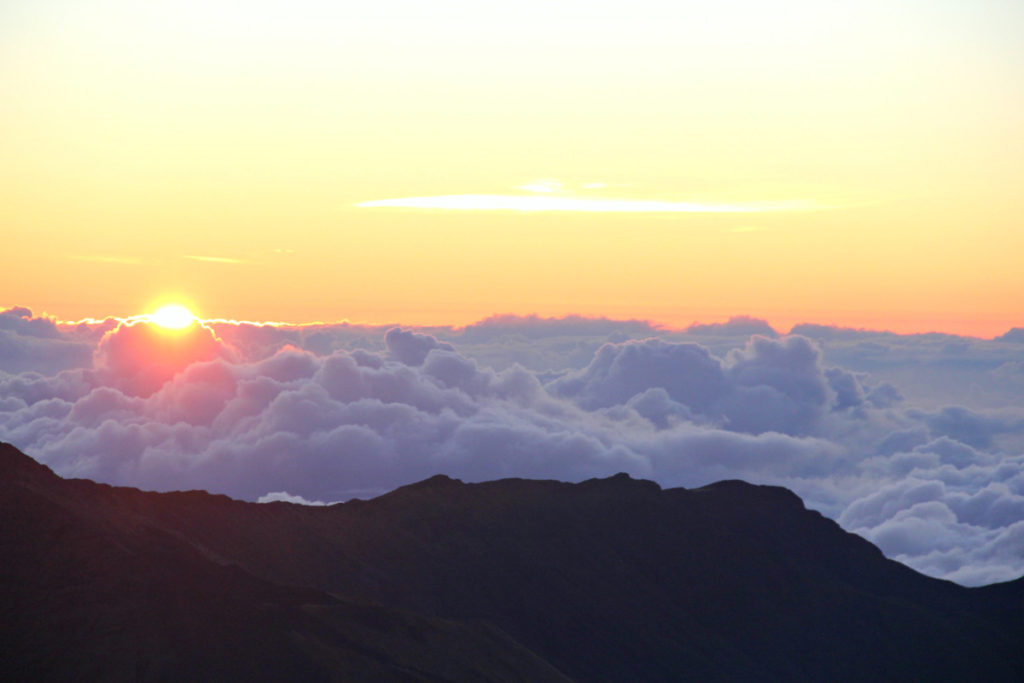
[149,305,197,329]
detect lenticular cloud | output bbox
[0,305,1022,586]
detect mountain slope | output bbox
[157,473,1022,681]
[3,442,1021,681]
[0,443,569,681]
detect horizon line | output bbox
[5,304,1019,341]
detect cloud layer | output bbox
[1,306,1022,586]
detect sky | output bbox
[1,2,1023,588]
[3,0,1024,335]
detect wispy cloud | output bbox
[358,194,824,213]
[517,179,563,193]
[184,255,246,264]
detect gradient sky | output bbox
[3,0,1023,335]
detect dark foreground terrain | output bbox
[2,442,1021,681]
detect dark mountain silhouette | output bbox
[0,443,567,681]
[2,442,1021,681]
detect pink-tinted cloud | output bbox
[0,308,1022,586]
[94,320,231,396]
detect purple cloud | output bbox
[0,310,1021,585]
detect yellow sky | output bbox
[2,1,1023,336]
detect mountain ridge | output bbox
[2,442,1021,681]
[0,442,570,682]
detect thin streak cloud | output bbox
[184,255,247,264]
[517,179,563,193]
[357,194,825,213]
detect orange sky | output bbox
[2,1,1022,338]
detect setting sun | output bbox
[149,305,197,329]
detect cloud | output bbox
[784,323,1024,411]
[93,320,231,396]
[183,255,247,264]
[458,314,658,343]
[208,320,391,361]
[552,334,860,437]
[838,467,1024,585]
[0,307,61,339]
[995,328,1024,343]
[384,327,455,366]
[553,339,729,412]
[518,178,563,193]
[685,315,778,338]
[0,308,93,375]
[257,491,333,505]
[357,195,823,213]
[915,406,1024,449]
[0,309,1022,586]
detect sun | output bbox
[149,304,197,329]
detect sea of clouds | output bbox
[1,306,1022,586]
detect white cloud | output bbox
[517,178,563,193]
[1,309,1022,586]
[357,194,823,213]
[183,254,247,264]
[257,491,333,505]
